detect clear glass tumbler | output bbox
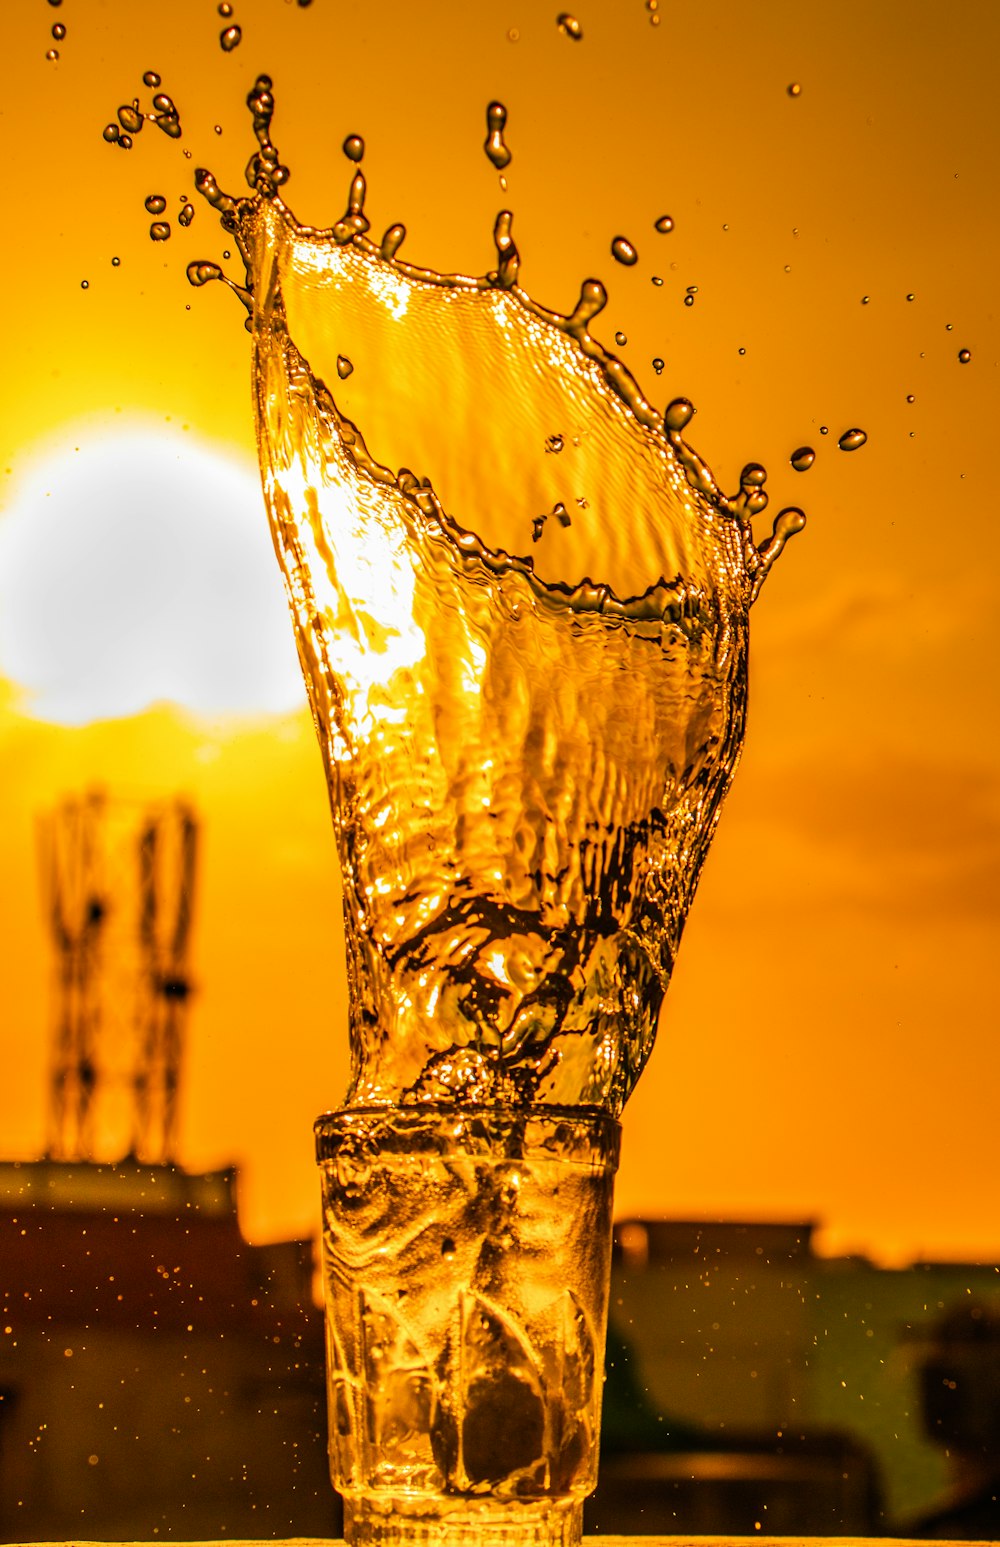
[316,1103,620,1547]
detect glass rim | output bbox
[314,1101,621,1170]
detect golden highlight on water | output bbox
[184,76,805,1117]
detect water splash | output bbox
[181,79,805,1115]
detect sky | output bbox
[2,0,998,1266]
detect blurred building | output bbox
[0,1157,337,1542]
[588,1218,1000,1536]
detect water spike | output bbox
[567,279,607,336]
[194,167,238,218]
[334,170,370,241]
[750,507,807,603]
[492,210,520,288]
[664,398,694,432]
[380,224,406,260]
[484,101,512,170]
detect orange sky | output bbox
[2,0,998,1265]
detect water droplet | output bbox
[614,331,627,346]
[861,295,870,305]
[958,348,971,364]
[557,13,583,40]
[142,71,161,88]
[906,292,915,301]
[145,194,167,214]
[118,103,144,134]
[149,222,171,242]
[117,134,134,151]
[611,236,638,266]
[179,202,195,227]
[544,434,565,454]
[220,25,242,51]
[80,279,89,290]
[214,124,223,135]
[46,48,59,60]
[683,293,695,306]
[111,256,120,267]
[484,101,512,170]
[905,394,915,403]
[819,425,829,435]
[790,446,815,472]
[651,275,664,286]
[664,397,694,432]
[652,358,664,374]
[218,1,233,13]
[103,123,121,143]
[186,261,223,288]
[945,322,953,331]
[48,0,63,5]
[650,11,661,22]
[507,27,520,41]
[51,22,66,39]
[838,427,867,452]
[336,355,354,379]
[787,82,802,97]
[738,347,746,355]
[654,214,674,234]
[343,134,365,163]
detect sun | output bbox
[0,421,305,724]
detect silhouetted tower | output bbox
[40,790,198,1164]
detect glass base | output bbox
[344,1494,583,1547]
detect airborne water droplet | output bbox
[118,104,143,134]
[149,222,171,242]
[142,71,161,88]
[337,355,354,380]
[787,82,802,97]
[218,2,233,13]
[111,256,120,267]
[103,124,120,143]
[80,280,89,290]
[611,237,638,266]
[46,49,59,60]
[654,214,674,234]
[906,292,915,301]
[52,22,66,39]
[906,394,915,403]
[145,194,167,214]
[186,261,223,287]
[838,427,867,451]
[484,101,512,170]
[958,348,971,364]
[220,25,242,51]
[683,294,695,306]
[651,275,663,286]
[652,358,664,375]
[557,13,583,40]
[343,135,365,163]
[614,331,627,346]
[179,202,195,227]
[790,446,815,472]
